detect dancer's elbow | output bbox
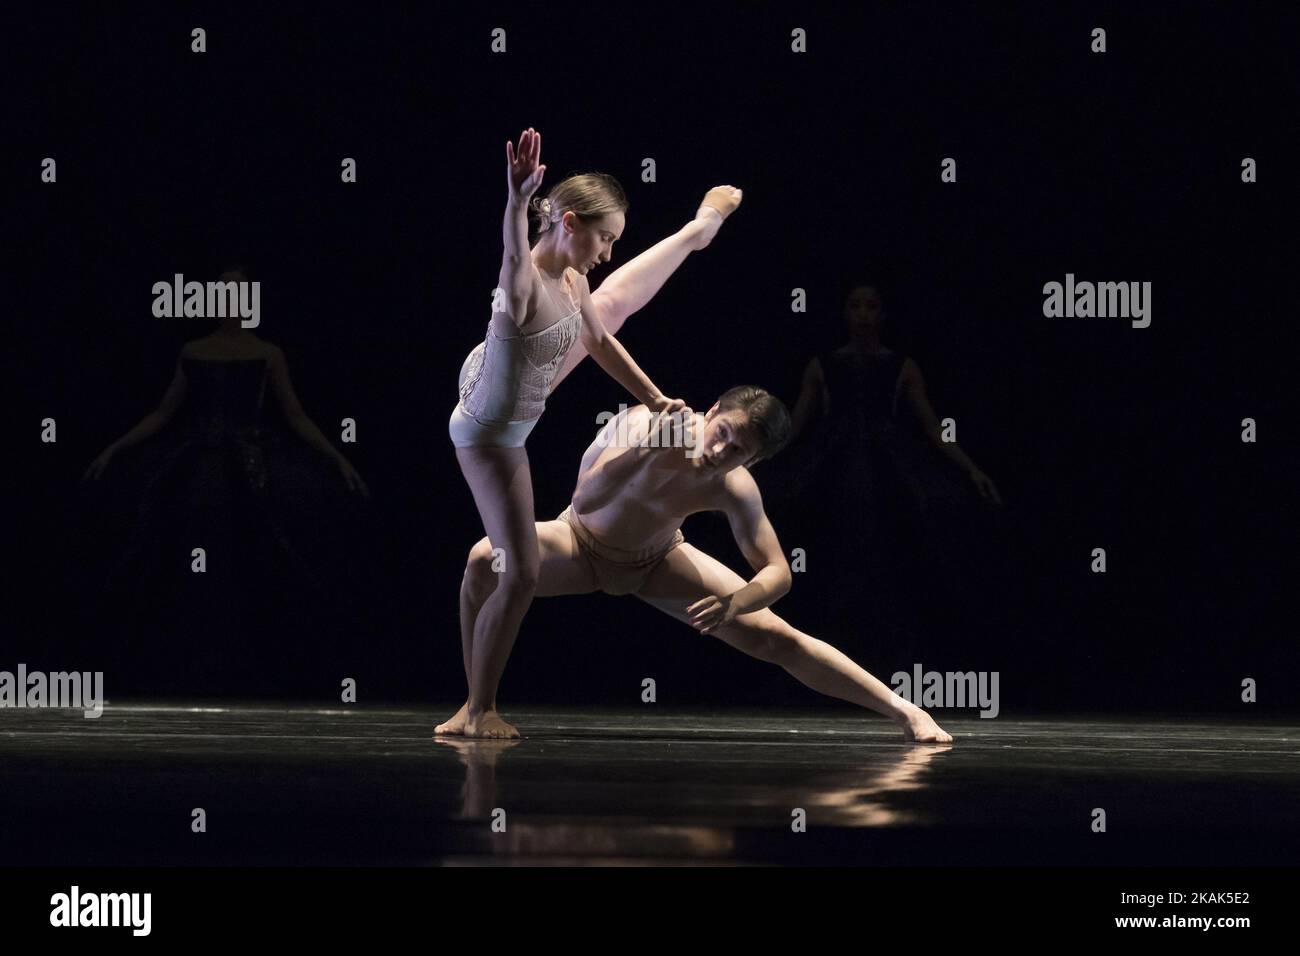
[765,563,793,601]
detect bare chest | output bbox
[583,453,717,533]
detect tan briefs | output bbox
[558,504,685,596]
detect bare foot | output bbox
[464,709,520,739]
[434,701,471,736]
[690,185,743,249]
[895,705,953,743]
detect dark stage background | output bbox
[8,2,1296,713]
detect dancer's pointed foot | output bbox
[433,701,471,736]
[895,704,954,743]
[465,709,520,739]
[690,185,743,249]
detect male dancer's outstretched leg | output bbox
[633,543,952,743]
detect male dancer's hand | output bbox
[687,593,738,634]
[506,127,546,203]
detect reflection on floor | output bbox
[2,703,1296,865]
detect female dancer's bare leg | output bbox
[435,521,600,737]
[547,186,742,394]
[439,446,540,738]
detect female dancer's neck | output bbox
[531,242,568,280]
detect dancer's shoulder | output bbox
[715,467,778,553]
[718,465,762,510]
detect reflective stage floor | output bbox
[1,704,1295,866]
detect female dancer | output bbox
[443,127,740,738]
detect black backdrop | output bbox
[9,2,1296,713]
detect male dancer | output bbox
[435,386,952,743]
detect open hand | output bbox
[506,127,546,203]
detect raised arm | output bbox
[497,127,548,330]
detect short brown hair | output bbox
[715,385,792,464]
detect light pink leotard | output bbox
[449,275,581,447]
